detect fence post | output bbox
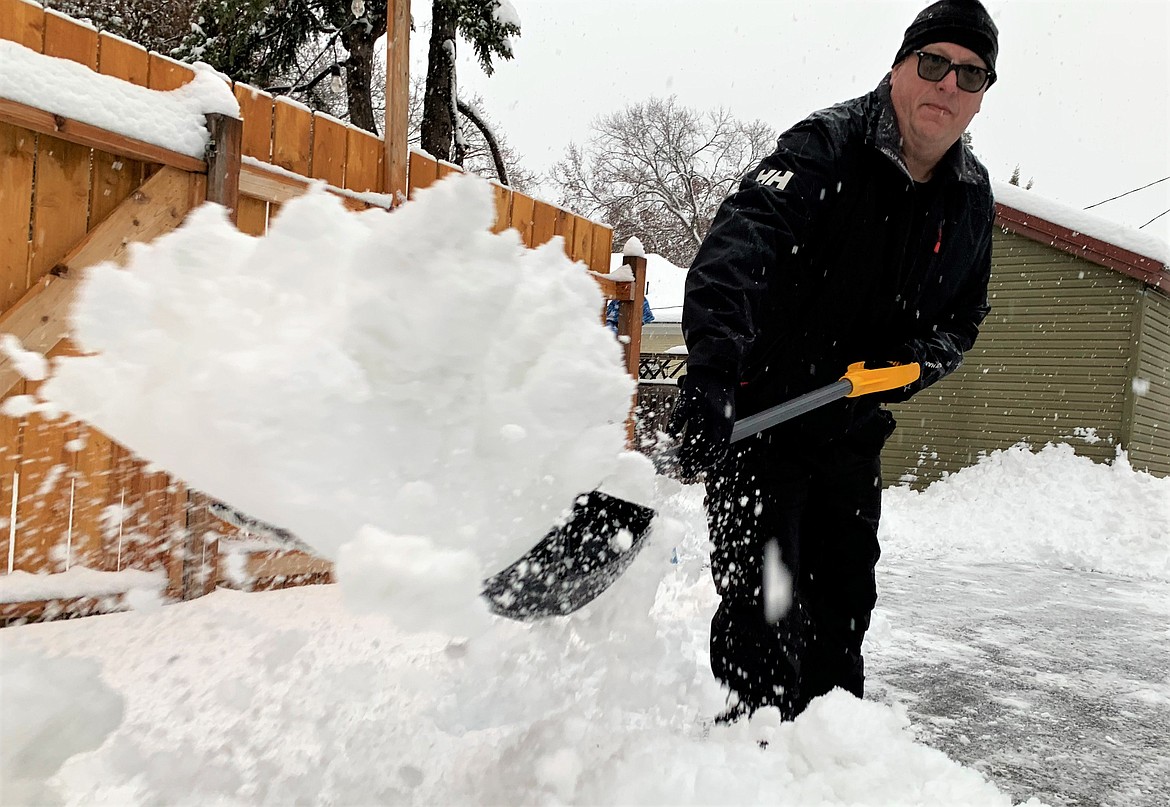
[205,113,242,224]
[174,113,242,601]
[616,253,647,445]
[616,253,647,377]
[384,0,410,202]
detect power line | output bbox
[1138,208,1169,229]
[1084,175,1170,210]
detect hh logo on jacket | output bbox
[756,169,794,190]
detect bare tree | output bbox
[550,96,776,267]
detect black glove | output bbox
[667,370,736,478]
[863,344,922,403]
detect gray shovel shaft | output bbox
[729,379,853,443]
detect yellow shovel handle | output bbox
[842,361,921,397]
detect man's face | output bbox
[889,42,987,158]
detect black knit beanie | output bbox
[894,0,999,83]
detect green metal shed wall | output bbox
[1127,288,1170,476]
[881,230,1143,487]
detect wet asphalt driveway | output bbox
[868,559,1170,806]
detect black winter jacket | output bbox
[682,76,993,445]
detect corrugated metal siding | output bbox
[882,231,1141,487]
[1127,288,1170,476]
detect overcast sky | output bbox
[409,0,1170,247]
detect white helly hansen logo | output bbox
[756,169,794,189]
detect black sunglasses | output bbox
[914,50,994,92]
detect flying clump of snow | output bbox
[39,173,645,636]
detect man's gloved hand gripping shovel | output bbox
[482,361,920,620]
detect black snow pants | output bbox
[706,408,893,720]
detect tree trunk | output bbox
[457,100,508,185]
[421,2,457,161]
[344,27,378,134]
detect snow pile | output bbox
[0,649,123,805]
[0,567,165,604]
[0,38,239,159]
[36,174,646,636]
[0,573,1035,807]
[882,442,1170,581]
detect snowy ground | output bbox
[2,446,1167,806]
[2,176,1167,805]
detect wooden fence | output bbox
[0,0,645,622]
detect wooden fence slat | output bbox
[510,192,536,247]
[70,426,114,570]
[346,127,383,194]
[14,372,72,574]
[96,31,149,87]
[236,197,268,236]
[571,214,593,265]
[272,98,312,176]
[532,201,557,248]
[491,184,513,235]
[408,150,439,197]
[234,83,274,159]
[0,123,35,311]
[0,0,45,50]
[148,51,195,91]
[31,6,98,284]
[28,75,93,285]
[590,222,614,274]
[233,84,274,235]
[43,9,97,68]
[310,114,347,187]
[436,161,459,180]
[105,444,133,571]
[553,208,574,258]
[91,32,150,226]
[0,385,23,574]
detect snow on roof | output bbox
[993,180,1169,270]
[610,252,688,322]
[0,39,239,160]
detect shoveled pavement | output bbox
[868,559,1170,807]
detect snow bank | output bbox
[0,569,1036,807]
[882,443,1170,581]
[0,649,124,805]
[0,39,239,159]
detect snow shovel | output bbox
[482,361,920,620]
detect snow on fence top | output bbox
[993,180,1169,269]
[0,38,239,159]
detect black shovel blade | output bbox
[481,491,656,620]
